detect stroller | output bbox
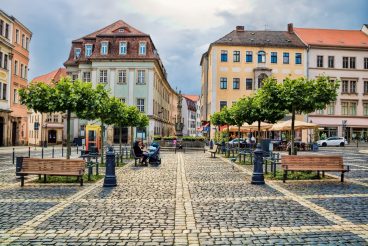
[147,142,161,165]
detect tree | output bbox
[221,107,236,142]
[280,76,339,154]
[210,111,225,142]
[125,106,142,146]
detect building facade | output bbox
[182,95,199,136]
[294,24,368,142]
[10,16,32,145]
[200,25,307,138]
[64,20,177,144]
[0,10,13,146]
[28,68,66,146]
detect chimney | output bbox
[236,26,245,32]
[288,23,294,33]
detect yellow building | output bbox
[200,24,307,139]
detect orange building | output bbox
[28,68,66,146]
[10,17,32,145]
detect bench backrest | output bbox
[282,155,343,167]
[22,158,85,173]
[213,145,218,152]
[131,149,138,158]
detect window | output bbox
[119,98,126,104]
[3,54,7,70]
[364,102,368,116]
[364,58,368,69]
[343,57,349,68]
[316,109,324,115]
[258,51,266,63]
[20,64,24,78]
[328,56,334,68]
[364,81,368,94]
[82,72,91,82]
[220,77,227,89]
[25,37,29,50]
[233,78,240,89]
[119,42,127,55]
[139,42,146,55]
[350,81,356,93]
[15,29,19,43]
[13,89,18,103]
[24,66,27,79]
[2,83,7,100]
[317,55,323,67]
[99,70,107,83]
[283,52,289,64]
[233,51,240,62]
[349,57,356,69]
[22,34,25,48]
[295,53,302,64]
[5,24,9,39]
[137,70,145,84]
[0,52,2,68]
[117,70,127,84]
[246,78,253,90]
[74,48,81,59]
[85,44,93,57]
[246,51,253,62]
[101,41,108,55]
[14,60,18,75]
[220,50,228,62]
[220,101,227,110]
[72,74,78,82]
[342,80,349,93]
[341,101,357,116]
[327,102,335,115]
[137,98,145,112]
[0,20,3,36]
[271,52,277,63]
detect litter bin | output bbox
[312,143,319,152]
[261,139,271,157]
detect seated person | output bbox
[133,140,149,164]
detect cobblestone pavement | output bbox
[0,149,367,245]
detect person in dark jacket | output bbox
[133,140,148,165]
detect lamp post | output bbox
[251,143,265,185]
[103,146,117,187]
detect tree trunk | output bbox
[227,125,230,142]
[238,125,240,149]
[291,108,296,155]
[119,125,122,156]
[100,123,105,165]
[66,110,71,159]
[257,120,261,144]
[130,126,134,147]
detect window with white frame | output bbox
[327,102,335,115]
[21,34,25,48]
[137,70,145,84]
[101,41,108,55]
[15,29,19,43]
[72,74,78,82]
[99,70,108,83]
[137,98,145,112]
[13,89,18,103]
[85,44,93,57]
[117,70,127,84]
[83,72,91,82]
[74,48,81,59]
[20,64,24,78]
[25,37,29,50]
[119,41,127,55]
[24,66,27,79]
[14,60,18,75]
[139,42,146,55]
[119,98,126,104]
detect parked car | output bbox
[317,137,348,147]
[228,138,246,147]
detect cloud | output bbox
[2,0,368,95]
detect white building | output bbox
[182,95,199,136]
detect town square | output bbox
[0,0,368,245]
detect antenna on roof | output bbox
[264,24,268,31]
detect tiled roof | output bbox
[184,95,199,102]
[294,27,368,48]
[213,30,306,48]
[31,68,67,85]
[73,20,148,42]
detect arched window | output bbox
[258,51,266,63]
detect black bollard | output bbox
[12,148,15,165]
[77,145,79,154]
[52,146,55,158]
[41,147,44,159]
[61,145,64,157]
[251,143,265,185]
[103,146,117,187]
[28,146,30,158]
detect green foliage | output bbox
[137,113,149,128]
[210,111,225,126]
[162,136,177,140]
[153,135,162,140]
[265,171,330,181]
[19,82,57,113]
[182,136,205,141]
[33,174,104,183]
[125,106,141,127]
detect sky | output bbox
[2,0,368,95]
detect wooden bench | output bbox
[131,149,142,166]
[208,145,218,158]
[281,155,349,183]
[18,158,85,187]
